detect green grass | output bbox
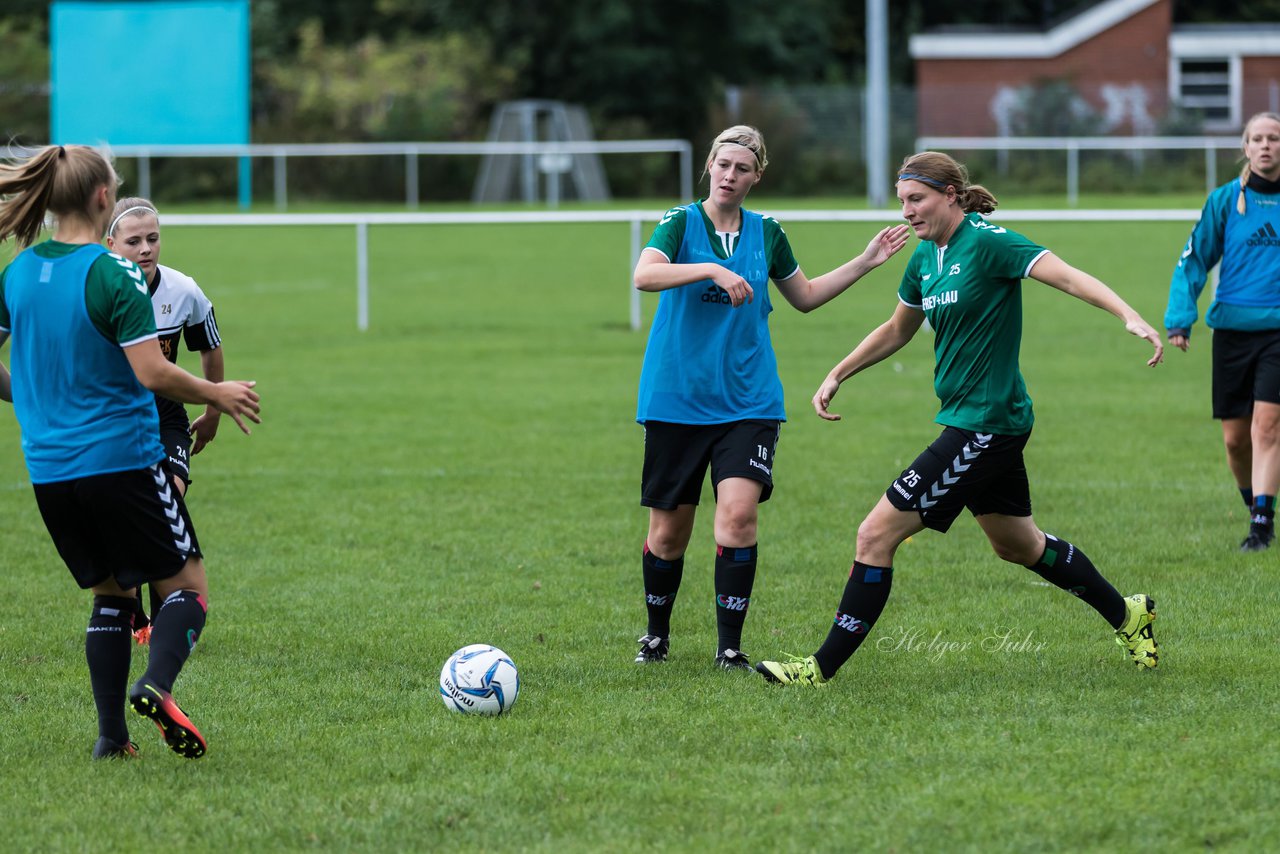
[2,215,1277,852]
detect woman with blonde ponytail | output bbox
[106,197,229,644]
[1165,112,1280,552]
[0,145,261,760]
[630,125,910,670]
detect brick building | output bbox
[910,0,1280,136]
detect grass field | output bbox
[1,213,1277,852]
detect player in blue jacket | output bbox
[1165,111,1280,552]
[0,145,260,759]
[632,125,909,669]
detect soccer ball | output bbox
[439,644,520,715]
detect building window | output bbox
[1175,58,1234,127]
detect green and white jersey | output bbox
[0,240,156,345]
[898,213,1048,435]
[646,200,799,279]
[1,240,161,482]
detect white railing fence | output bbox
[163,208,1200,332]
[916,136,1244,206]
[13,141,694,210]
[129,141,695,210]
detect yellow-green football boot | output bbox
[1114,594,1158,669]
[755,654,827,686]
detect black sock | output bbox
[714,543,757,654]
[1240,487,1254,509]
[1251,495,1275,531]
[143,589,207,693]
[1026,534,1126,629]
[813,562,893,680]
[86,595,136,743]
[642,543,683,639]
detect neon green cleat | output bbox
[1114,594,1158,669]
[755,654,827,686]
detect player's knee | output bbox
[1223,427,1252,457]
[646,528,689,560]
[1252,415,1280,448]
[856,515,897,557]
[714,507,758,546]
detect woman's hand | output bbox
[209,381,261,434]
[189,410,222,455]
[812,376,844,421]
[861,224,911,268]
[710,266,754,307]
[1125,318,1165,366]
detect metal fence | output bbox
[102,140,695,210]
[162,207,1200,332]
[915,136,1245,205]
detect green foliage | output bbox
[2,215,1279,849]
[0,16,47,144]
[701,83,919,199]
[918,0,1096,26]
[245,19,514,200]
[256,0,852,145]
[1174,0,1280,22]
[4,1,1270,199]
[937,146,1234,199]
[1158,102,1213,136]
[255,20,514,142]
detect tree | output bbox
[254,20,514,142]
[0,16,47,144]
[1174,0,1280,22]
[362,0,848,144]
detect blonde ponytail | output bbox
[0,145,115,247]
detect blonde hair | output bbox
[896,151,998,215]
[0,145,115,247]
[1237,112,1280,214]
[703,125,768,180]
[109,196,159,236]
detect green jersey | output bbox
[0,240,155,344]
[646,200,799,279]
[898,213,1048,435]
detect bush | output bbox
[0,18,48,145]
[245,21,514,203]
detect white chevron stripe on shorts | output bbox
[151,464,192,553]
[918,437,988,510]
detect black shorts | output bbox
[885,426,1033,532]
[33,463,202,590]
[160,425,193,487]
[641,420,780,509]
[1211,328,1280,419]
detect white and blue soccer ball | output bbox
[439,644,520,715]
